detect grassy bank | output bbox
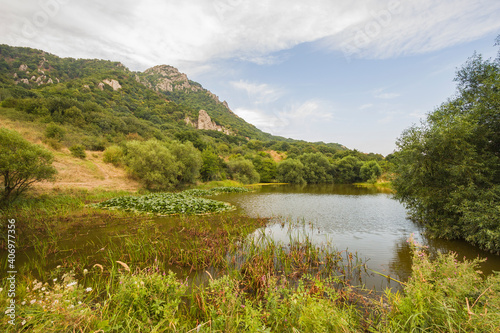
[1,188,499,332]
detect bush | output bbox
[0,128,57,204]
[103,145,124,166]
[360,161,382,183]
[277,158,306,184]
[69,144,86,159]
[227,158,260,184]
[124,139,179,190]
[44,122,66,141]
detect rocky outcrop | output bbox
[103,79,121,91]
[185,110,232,135]
[141,65,202,93]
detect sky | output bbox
[1,0,499,155]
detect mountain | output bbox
[0,44,346,154]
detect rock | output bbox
[19,64,28,71]
[47,78,53,84]
[197,110,232,135]
[103,79,121,90]
[142,65,201,92]
[97,82,105,91]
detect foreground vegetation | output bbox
[1,188,499,332]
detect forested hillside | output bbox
[0,44,386,196]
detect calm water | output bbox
[217,184,500,290]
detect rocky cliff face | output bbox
[185,110,232,135]
[140,65,202,93]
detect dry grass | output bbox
[0,112,141,192]
[266,150,286,162]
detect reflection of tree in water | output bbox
[259,184,390,195]
[389,237,414,283]
[390,233,500,282]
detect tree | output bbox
[277,158,306,184]
[124,139,179,190]
[298,152,333,184]
[227,157,260,184]
[200,149,223,181]
[393,47,500,252]
[167,141,202,184]
[333,156,363,183]
[0,128,57,204]
[251,154,277,183]
[360,161,382,183]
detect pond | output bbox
[216,184,500,291]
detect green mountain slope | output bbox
[0,44,347,154]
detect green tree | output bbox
[360,161,382,183]
[333,156,363,183]
[124,139,179,190]
[393,48,500,251]
[298,153,333,184]
[200,149,223,181]
[277,158,306,184]
[168,141,202,184]
[251,154,277,183]
[0,128,57,204]
[227,158,260,184]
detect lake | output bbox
[216,184,500,290]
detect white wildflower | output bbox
[85,287,92,292]
[30,299,37,304]
[21,320,26,325]
[66,281,77,288]
[83,269,88,275]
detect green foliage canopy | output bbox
[393,50,500,252]
[0,128,57,204]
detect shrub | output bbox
[103,145,124,166]
[227,158,260,184]
[44,122,66,141]
[69,144,86,159]
[277,158,306,184]
[0,128,57,204]
[124,139,179,190]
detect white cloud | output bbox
[1,0,498,70]
[233,100,334,137]
[325,0,500,60]
[359,103,374,110]
[372,88,400,99]
[283,100,333,121]
[376,92,400,99]
[230,80,284,104]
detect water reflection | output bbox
[219,184,500,291]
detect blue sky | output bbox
[1,0,499,155]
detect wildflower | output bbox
[67,282,77,288]
[0,288,2,292]
[53,278,57,282]
[30,299,37,304]
[41,287,46,291]
[21,320,26,325]
[85,287,92,292]
[83,269,88,275]
[21,301,26,305]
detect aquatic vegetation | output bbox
[92,187,249,215]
